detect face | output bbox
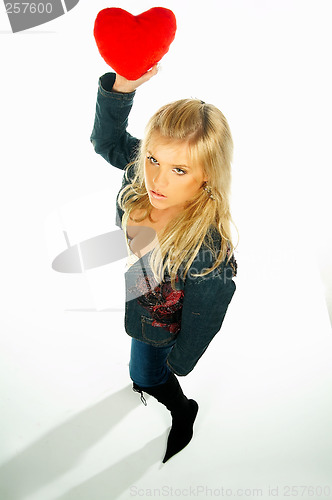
[144,132,208,217]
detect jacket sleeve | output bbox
[90,72,141,170]
[166,252,236,376]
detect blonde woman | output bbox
[90,66,237,463]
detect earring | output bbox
[203,182,214,200]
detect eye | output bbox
[173,167,187,175]
[147,155,159,165]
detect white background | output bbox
[0,1,332,499]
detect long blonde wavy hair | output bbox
[117,98,237,289]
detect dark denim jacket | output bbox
[90,72,237,376]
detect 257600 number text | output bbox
[5,3,53,14]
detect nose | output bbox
[153,169,168,189]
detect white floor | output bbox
[1,1,332,499]
[1,244,331,500]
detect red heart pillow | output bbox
[93,7,177,80]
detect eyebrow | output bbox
[147,151,192,170]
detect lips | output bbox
[151,189,167,198]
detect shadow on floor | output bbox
[0,385,162,500]
[55,432,167,500]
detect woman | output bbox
[90,66,237,463]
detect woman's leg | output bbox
[129,338,173,388]
[129,338,198,463]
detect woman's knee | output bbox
[129,357,171,387]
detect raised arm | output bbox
[90,66,158,170]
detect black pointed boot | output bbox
[133,372,199,463]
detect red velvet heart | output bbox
[93,7,177,80]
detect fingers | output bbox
[113,64,159,93]
[149,63,159,76]
[137,64,159,85]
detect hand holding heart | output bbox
[112,64,159,93]
[93,7,177,81]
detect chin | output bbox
[150,200,166,210]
